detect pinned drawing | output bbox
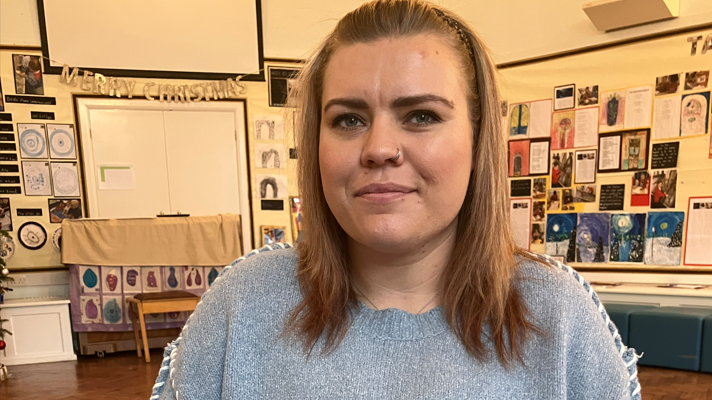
[80,296,102,324]
[680,92,710,136]
[184,266,205,290]
[599,90,626,132]
[509,103,529,138]
[163,266,183,290]
[576,213,610,263]
[645,211,684,266]
[18,123,48,159]
[22,161,52,196]
[47,124,76,159]
[610,213,646,263]
[255,143,286,169]
[254,114,285,140]
[102,296,123,324]
[142,266,161,293]
[122,267,142,293]
[546,213,577,263]
[508,140,530,177]
[101,266,122,294]
[550,152,573,188]
[51,162,81,197]
[257,174,288,199]
[551,111,575,150]
[80,265,101,293]
[651,170,677,209]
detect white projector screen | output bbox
[38,0,263,80]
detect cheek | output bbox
[415,130,473,190]
[318,133,352,197]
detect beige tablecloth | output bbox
[61,214,243,266]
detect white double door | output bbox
[78,99,251,248]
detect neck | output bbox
[348,221,457,314]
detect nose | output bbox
[360,116,403,167]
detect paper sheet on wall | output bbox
[528,100,552,138]
[510,200,531,250]
[575,150,596,184]
[98,165,135,190]
[598,136,621,171]
[684,197,712,265]
[529,141,550,175]
[652,95,681,140]
[625,86,653,129]
[574,107,598,148]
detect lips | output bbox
[354,183,415,197]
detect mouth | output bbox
[354,183,416,203]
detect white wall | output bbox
[2,0,712,64]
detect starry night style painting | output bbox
[576,213,610,263]
[644,211,684,265]
[610,213,646,263]
[546,213,578,263]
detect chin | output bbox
[347,219,422,254]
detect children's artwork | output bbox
[255,143,286,169]
[22,161,52,196]
[142,266,162,293]
[578,85,598,106]
[532,178,546,199]
[166,311,187,323]
[532,201,545,222]
[509,103,529,138]
[144,313,165,324]
[655,74,680,95]
[163,266,183,290]
[18,124,48,159]
[206,266,224,287]
[620,129,649,171]
[262,226,286,246]
[631,172,650,207]
[80,266,101,294]
[561,189,575,211]
[122,267,142,293]
[546,213,577,262]
[184,266,205,290]
[547,190,560,211]
[645,212,684,266]
[554,84,575,111]
[18,222,46,250]
[101,266,122,294]
[257,174,288,199]
[574,185,596,203]
[680,92,710,136]
[684,71,709,91]
[48,199,83,223]
[599,90,626,132]
[577,213,610,263]
[684,197,712,266]
[508,140,530,177]
[102,295,123,324]
[254,114,285,140]
[528,99,552,139]
[0,198,12,232]
[80,296,102,324]
[531,223,545,245]
[51,162,81,197]
[610,213,646,263]
[624,86,653,129]
[290,197,302,242]
[550,111,575,150]
[650,170,677,209]
[12,54,44,95]
[550,151,573,188]
[46,124,77,159]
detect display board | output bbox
[501,28,712,272]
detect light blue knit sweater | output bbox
[152,244,640,399]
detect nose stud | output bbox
[388,149,401,162]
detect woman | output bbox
[153,1,639,399]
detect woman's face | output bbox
[319,34,473,254]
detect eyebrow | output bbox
[322,94,454,113]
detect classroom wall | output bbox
[500,27,712,273]
[0,48,301,271]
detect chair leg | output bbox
[137,303,151,363]
[129,301,142,358]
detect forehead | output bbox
[322,34,468,105]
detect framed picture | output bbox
[48,198,83,223]
[597,133,622,173]
[268,66,300,107]
[554,84,575,111]
[261,225,286,246]
[620,129,650,171]
[290,197,302,242]
[12,54,44,95]
[528,139,550,176]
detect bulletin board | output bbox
[501,28,712,272]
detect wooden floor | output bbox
[2,350,712,399]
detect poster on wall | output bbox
[509,103,529,139]
[624,86,653,129]
[255,143,286,169]
[257,174,288,199]
[680,91,710,136]
[620,129,649,171]
[599,90,626,132]
[573,107,598,148]
[254,114,285,140]
[551,111,575,150]
[609,213,646,263]
[46,124,76,159]
[574,150,596,184]
[684,197,712,266]
[48,199,82,223]
[577,213,610,263]
[18,123,48,159]
[645,211,684,266]
[553,84,575,111]
[0,198,12,231]
[577,85,598,106]
[550,151,572,188]
[651,169,677,209]
[598,133,621,172]
[509,199,531,250]
[684,71,710,91]
[655,74,680,95]
[528,99,552,138]
[51,162,81,197]
[631,172,650,207]
[529,140,549,175]
[508,140,530,177]
[546,213,577,262]
[652,95,681,140]
[12,54,44,95]
[22,161,52,196]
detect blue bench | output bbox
[629,307,712,371]
[602,303,657,346]
[701,315,712,373]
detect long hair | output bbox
[286,0,545,367]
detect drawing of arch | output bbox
[261,149,281,168]
[513,154,522,176]
[260,177,278,198]
[255,120,275,139]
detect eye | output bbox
[406,110,441,126]
[331,114,365,130]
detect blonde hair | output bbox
[287,0,544,366]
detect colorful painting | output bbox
[102,296,123,325]
[508,140,530,177]
[680,91,710,136]
[509,103,530,138]
[546,213,577,262]
[620,130,649,171]
[576,213,610,263]
[101,267,122,294]
[183,266,205,290]
[645,212,684,266]
[551,151,573,188]
[651,170,677,209]
[80,266,101,294]
[142,266,162,293]
[610,213,646,263]
[122,267,142,293]
[163,266,183,290]
[80,296,102,324]
[551,111,575,150]
[599,90,626,132]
